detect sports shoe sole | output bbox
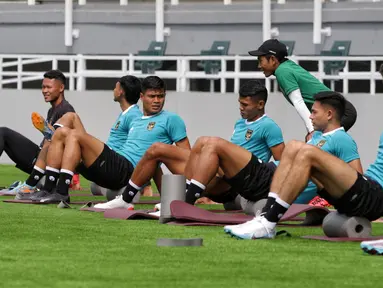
[31,112,54,135]
[361,243,383,255]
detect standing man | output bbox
[0,70,75,194]
[248,39,357,141]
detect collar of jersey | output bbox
[245,114,267,125]
[142,110,164,119]
[322,127,345,136]
[122,104,137,115]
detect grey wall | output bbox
[0,90,382,170]
[0,2,382,55]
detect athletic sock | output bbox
[56,169,74,196]
[25,166,45,187]
[264,197,291,229]
[122,180,142,203]
[261,192,278,214]
[186,179,191,192]
[43,166,60,192]
[185,179,205,204]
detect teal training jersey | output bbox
[230,115,283,162]
[365,133,383,188]
[275,60,331,109]
[118,110,187,167]
[106,105,142,152]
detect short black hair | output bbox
[314,91,346,121]
[141,76,166,93]
[118,75,141,104]
[239,80,268,102]
[43,70,66,87]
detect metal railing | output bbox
[0,54,382,94]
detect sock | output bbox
[186,179,191,192]
[185,179,205,204]
[56,169,74,196]
[43,166,60,192]
[261,192,278,214]
[264,197,291,228]
[122,180,142,203]
[25,166,45,187]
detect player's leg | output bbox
[54,112,86,134]
[35,129,105,202]
[259,140,306,212]
[341,100,357,132]
[183,136,210,181]
[120,143,190,203]
[0,127,41,194]
[229,143,358,240]
[185,137,253,204]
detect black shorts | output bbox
[318,173,383,221]
[224,155,276,202]
[77,144,134,190]
[208,187,238,204]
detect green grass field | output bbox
[0,164,381,288]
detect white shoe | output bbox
[228,216,276,240]
[94,195,134,210]
[223,211,264,234]
[154,203,161,211]
[361,239,383,255]
[148,210,161,217]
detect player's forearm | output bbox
[288,89,314,133]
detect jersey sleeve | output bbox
[263,121,284,147]
[166,114,187,143]
[334,135,360,163]
[276,68,299,96]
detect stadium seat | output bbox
[197,41,231,74]
[280,40,295,56]
[320,41,351,75]
[134,41,167,74]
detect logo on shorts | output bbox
[316,140,326,148]
[114,121,120,129]
[147,122,156,131]
[245,129,253,141]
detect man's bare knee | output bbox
[193,136,211,149]
[145,142,169,160]
[51,126,71,142]
[294,145,318,165]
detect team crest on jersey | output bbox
[114,121,120,129]
[245,129,253,141]
[147,122,156,131]
[317,140,326,148]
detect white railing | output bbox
[0,54,382,94]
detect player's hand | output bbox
[305,131,314,142]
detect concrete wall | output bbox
[0,2,382,55]
[0,90,381,170]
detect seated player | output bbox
[1,70,75,194]
[16,75,143,200]
[32,76,190,203]
[226,131,383,240]
[183,91,362,207]
[94,79,286,209]
[249,39,357,141]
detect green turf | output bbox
[0,164,382,288]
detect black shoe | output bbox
[39,192,70,204]
[30,190,51,201]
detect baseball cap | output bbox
[248,39,288,59]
